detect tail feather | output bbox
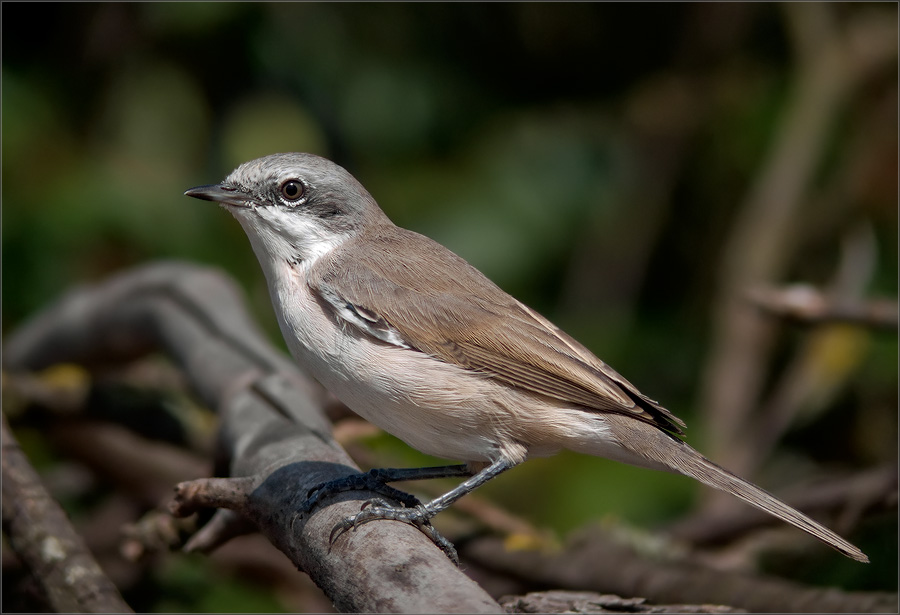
[604,415,869,562]
[670,442,869,563]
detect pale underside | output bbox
[266,223,685,468]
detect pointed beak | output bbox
[184,184,253,208]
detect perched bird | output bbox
[185,152,868,563]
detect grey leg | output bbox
[329,458,516,562]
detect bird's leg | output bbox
[300,464,472,513]
[299,464,474,563]
[328,458,516,561]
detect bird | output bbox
[185,152,868,563]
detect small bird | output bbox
[186,152,868,563]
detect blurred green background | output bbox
[3,2,897,611]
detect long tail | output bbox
[677,445,869,563]
[672,442,868,562]
[607,417,869,562]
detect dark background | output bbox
[3,3,897,612]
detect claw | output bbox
[329,518,353,544]
[327,501,459,565]
[298,468,480,564]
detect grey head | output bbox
[185,153,391,265]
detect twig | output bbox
[746,285,897,330]
[743,222,892,473]
[1,412,133,613]
[47,419,211,508]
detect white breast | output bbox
[259,259,631,469]
[226,196,629,468]
[265,260,510,462]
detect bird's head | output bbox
[185,153,390,265]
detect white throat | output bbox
[230,205,350,273]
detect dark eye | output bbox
[280,180,304,201]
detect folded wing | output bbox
[310,227,685,437]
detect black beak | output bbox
[184,184,253,208]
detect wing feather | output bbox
[310,226,685,435]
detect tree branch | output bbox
[499,590,746,614]
[1,413,133,613]
[746,285,897,330]
[3,261,501,613]
[463,528,898,614]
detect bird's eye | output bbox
[280,180,304,201]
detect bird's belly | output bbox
[299,345,505,462]
[268,265,625,465]
[272,274,505,462]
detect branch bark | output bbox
[746,285,897,330]
[499,590,746,614]
[1,413,133,613]
[3,261,501,614]
[463,528,898,614]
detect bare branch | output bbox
[463,528,898,614]
[182,509,255,554]
[6,261,889,611]
[746,285,897,330]
[3,261,502,613]
[1,413,133,613]
[499,590,746,614]
[47,419,211,508]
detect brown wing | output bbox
[310,226,685,436]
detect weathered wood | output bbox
[3,261,501,614]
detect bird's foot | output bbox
[330,498,459,564]
[299,469,421,515]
